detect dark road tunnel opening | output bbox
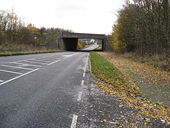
[63,38,78,51]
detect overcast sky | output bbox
[0,0,125,34]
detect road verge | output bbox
[90,52,170,125]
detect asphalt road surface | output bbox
[82,43,99,51]
[0,52,168,128]
[0,52,92,128]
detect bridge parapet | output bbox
[62,32,106,39]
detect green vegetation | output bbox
[90,52,124,84]
[112,0,170,56]
[0,49,63,56]
[90,52,170,124]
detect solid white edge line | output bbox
[71,114,78,128]
[0,69,23,75]
[47,60,60,65]
[81,80,84,86]
[0,68,39,86]
[1,65,33,71]
[77,92,82,102]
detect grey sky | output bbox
[0,0,125,34]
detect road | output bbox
[0,52,91,128]
[0,52,167,128]
[82,43,99,51]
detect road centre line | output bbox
[71,114,78,128]
[77,92,82,102]
[13,62,42,67]
[81,80,84,86]
[1,65,33,71]
[0,69,23,75]
[47,60,60,65]
[0,80,4,82]
[22,60,48,65]
[0,68,39,86]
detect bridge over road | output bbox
[57,32,107,51]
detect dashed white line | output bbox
[77,92,82,102]
[81,80,84,86]
[0,80,3,82]
[1,65,33,71]
[0,68,39,86]
[83,73,86,77]
[47,60,60,65]
[71,114,78,128]
[0,69,23,75]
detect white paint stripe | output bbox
[47,60,60,65]
[71,114,78,128]
[77,92,82,102]
[1,65,33,71]
[13,62,42,67]
[29,59,51,63]
[81,80,84,86]
[0,68,39,86]
[83,66,86,73]
[23,60,48,65]
[0,80,4,82]
[83,73,86,77]
[0,69,23,75]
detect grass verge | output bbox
[90,52,170,124]
[0,49,64,56]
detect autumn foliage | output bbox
[112,0,170,56]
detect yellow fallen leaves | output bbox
[90,52,170,125]
[95,81,170,124]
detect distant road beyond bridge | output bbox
[57,32,107,51]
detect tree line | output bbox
[0,10,70,51]
[112,0,170,56]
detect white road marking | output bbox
[1,65,33,71]
[29,59,51,63]
[0,68,39,86]
[83,53,89,73]
[13,62,42,67]
[47,60,60,65]
[0,80,4,82]
[71,114,78,128]
[0,69,23,75]
[83,66,86,73]
[81,80,84,86]
[63,53,77,58]
[23,60,48,65]
[83,73,86,77]
[77,92,82,102]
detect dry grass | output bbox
[90,52,170,125]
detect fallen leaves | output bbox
[90,52,170,125]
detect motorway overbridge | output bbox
[56,32,107,51]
